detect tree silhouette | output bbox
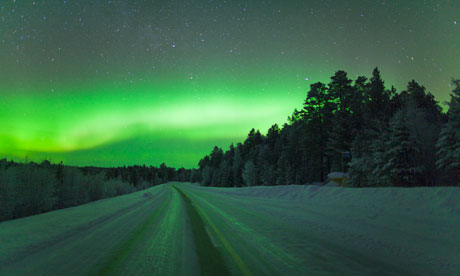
[198,68,454,188]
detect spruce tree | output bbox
[384,110,424,186]
[232,145,244,187]
[436,79,460,185]
[242,160,257,186]
[349,120,391,187]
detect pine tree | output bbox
[241,129,263,160]
[257,144,277,185]
[216,159,233,187]
[349,121,391,187]
[242,160,257,186]
[232,145,244,187]
[349,76,368,132]
[302,82,334,181]
[384,110,424,186]
[327,70,354,171]
[209,146,224,168]
[198,155,210,171]
[329,70,352,111]
[365,67,391,122]
[201,166,214,186]
[369,125,393,186]
[436,79,460,185]
[266,124,280,147]
[195,68,452,188]
[276,153,292,185]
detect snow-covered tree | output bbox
[216,159,232,187]
[348,133,371,187]
[242,160,257,186]
[201,166,214,187]
[349,120,392,187]
[232,145,244,187]
[384,110,424,186]
[436,79,460,185]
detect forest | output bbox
[0,159,197,221]
[1,67,459,221]
[198,68,460,188]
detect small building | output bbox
[327,172,350,187]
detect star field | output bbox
[0,0,459,167]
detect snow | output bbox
[180,184,460,275]
[0,185,166,270]
[1,183,459,275]
[327,172,349,180]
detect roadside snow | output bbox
[0,185,165,265]
[1,183,458,275]
[197,185,460,215]
[182,184,460,275]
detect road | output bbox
[1,184,199,275]
[1,183,458,275]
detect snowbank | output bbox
[0,184,166,265]
[184,184,460,274]
[195,185,460,216]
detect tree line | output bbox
[0,159,197,221]
[198,68,460,188]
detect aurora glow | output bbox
[0,1,459,167]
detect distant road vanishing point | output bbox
[1,183,459,275]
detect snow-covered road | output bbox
[1,183,459,275]
[179,184,460,275]
[0,184,199,275]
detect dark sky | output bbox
[0,0,459,168]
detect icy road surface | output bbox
[0,183,459,275]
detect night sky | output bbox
[0,0,459,168]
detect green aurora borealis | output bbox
[1,1,459,168]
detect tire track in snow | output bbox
[0,186,167,269]
[93,186,173,275]
[174,185,250,276]
[181,186,297,275]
